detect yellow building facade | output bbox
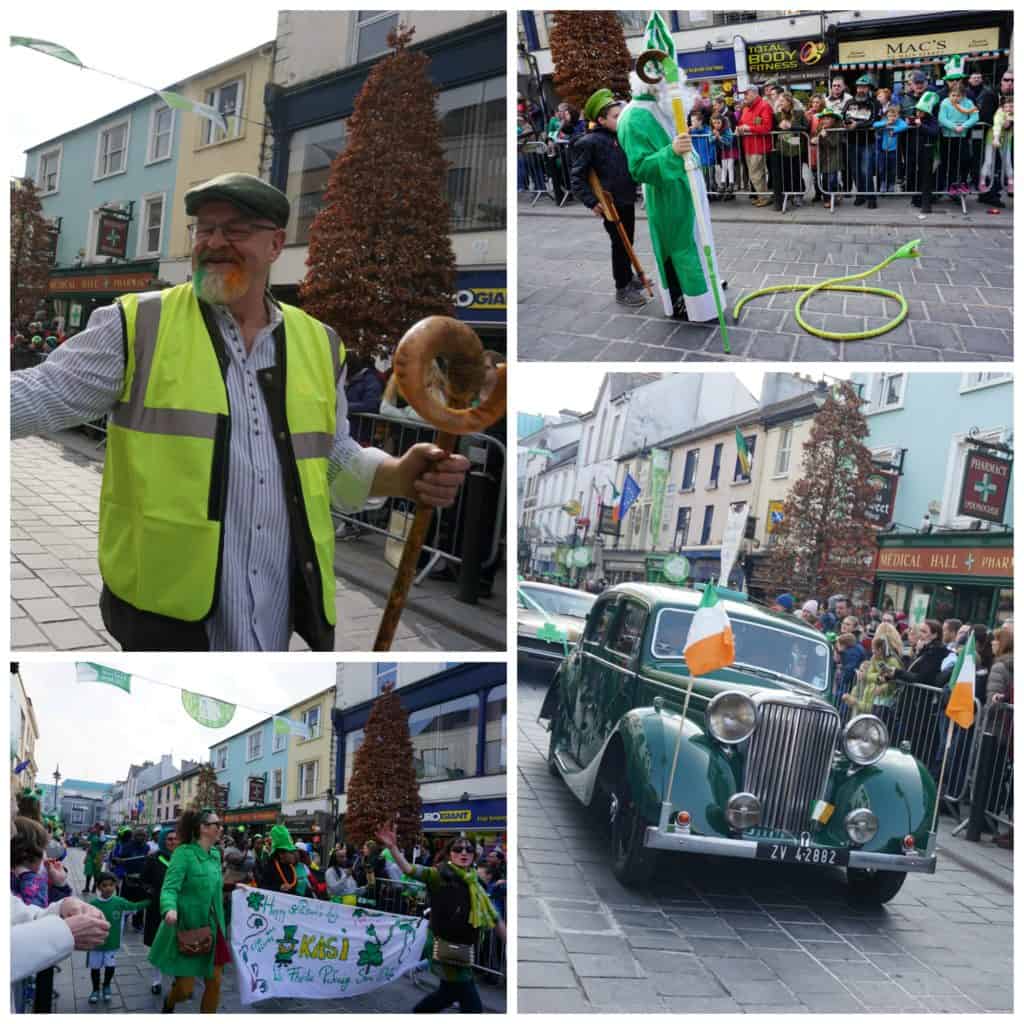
[162,42,275,281]
[283,686,334,814]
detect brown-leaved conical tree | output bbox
[344,684,422,849]
[300,25,456,360]
[762,381,878,602]
[549,11,633,111]
[10,178,56,327]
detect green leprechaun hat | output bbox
[916,90,941,116]
[583,88,618,123]
[943,54,966,80]
[818,104,844,122]
[269,824,296,853]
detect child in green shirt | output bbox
[86,872,149,1004]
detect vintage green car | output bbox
[539,582,938,905]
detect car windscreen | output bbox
[651,607,831,690]
[520,586,596,620]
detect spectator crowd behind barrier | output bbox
[341,411,506,597]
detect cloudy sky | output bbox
[9,2,280,176]
[18,658,337,784]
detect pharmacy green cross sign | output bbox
[958,449,1012,524]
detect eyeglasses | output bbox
[188,221,279,242]
[202,819,223,828]
[451,843,474,854]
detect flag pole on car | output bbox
[660,580,737,830]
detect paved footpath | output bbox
[519,198,1013,363]
[518,680,1013,1014]
[43,849,505,1014]
[11,436,496,652]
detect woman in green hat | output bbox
[937,56,979,197]
[148,808,228,1013]
[377,825,505,1013]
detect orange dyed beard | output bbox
[192,261,251,305]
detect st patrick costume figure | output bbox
[617,13,726,329]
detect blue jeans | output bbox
[877,150,898,192]
[854,141,876,195]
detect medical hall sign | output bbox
[958,450,1012,524]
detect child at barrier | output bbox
[711,114,737,200]
[937,55,979,197]
[872,105,908,192]
[909,91,941,216]
[813,106,845,207]
[688,107,715,191]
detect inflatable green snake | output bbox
[732,239,921,342]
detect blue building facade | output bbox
[24,94,181,329]
[853,371,1013,627]
[211,718,289,830]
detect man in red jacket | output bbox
[735,85,774,207]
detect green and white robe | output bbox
[617,94,721,322]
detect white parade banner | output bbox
[230,887,429,1005]
[719,502,749,588]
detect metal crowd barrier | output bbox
[980,700,1013,830]
[814,121,998,212]
[475,925,506,982]
[339,410,506,586]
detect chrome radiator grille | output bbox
[743,698,840,834]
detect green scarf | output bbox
[445,862,499,931]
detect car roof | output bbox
[603,582,828,642]
[519,582,595,598]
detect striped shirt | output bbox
[11,299,388,651]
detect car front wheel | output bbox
[846,867,907,906]
[610,778,656,887]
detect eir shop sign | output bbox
[958,450,1012,524]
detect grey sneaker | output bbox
[616,286,646,307]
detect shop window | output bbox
[297,760,319,798]
[961,372,1012,393]
[202,78,244,145]
[246,730,263,761]
[774,426,793,477]
[439,75,506,231]
[271,768,283,802]
[343,728,365,788]
[879,581,908,617]
[284,119,347,245]
[355,11,398,62]
[864,372,905,413]
[674,507,691,550]
[700,505,714,545]
[272,726,287,753]
[733,435,756,482]
[484,685,506,774]
[95,118,130,179]
[409,694,479,782]
[147,104,174,164]
[708,444,722,488]
[215,745,228,770]
[302,705,321,740]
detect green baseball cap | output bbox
[916,91,940,116]
[184,172,290,228]
[583,88,619,123]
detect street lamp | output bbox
[53,765,62,822]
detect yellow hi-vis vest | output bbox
[98,283,343,625]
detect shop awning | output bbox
[832,48,1010,73]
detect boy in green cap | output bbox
[910,90,941,216]
[570,88,646,307]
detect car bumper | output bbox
[517,641,565,664]
[643,827,937,874]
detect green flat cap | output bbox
[184,172,290,227]
[583,88,618,123]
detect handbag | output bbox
[433,936,475,967]
[177,925,213,956]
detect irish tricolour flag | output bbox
[945,630,977,729]
[684,584,736,677]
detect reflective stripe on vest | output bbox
[98,283,343,625]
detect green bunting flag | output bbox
[11,36,83,67]
[76,662,131,692]
[181,690,237,729]
[157,90,229,136]
[273,716,311,740]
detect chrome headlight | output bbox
[726,792,762,830]
[706,691,757,745]
[842,715,889,766]
[844,807,879,845]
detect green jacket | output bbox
[89,893,149,952]
[147,842,226,978]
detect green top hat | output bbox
[818,104,843,121]
[943,54,966,80]
[916,90,940,116]
[269,824,296,854]
[583,88,619,123]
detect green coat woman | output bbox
[148,839,225,980]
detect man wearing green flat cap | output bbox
[571,88,645,307]
[11,172,471,653]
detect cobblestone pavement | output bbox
[37,849,506,1014]
[518,681,1013,1014]
[11,437,489,652]
[518,202,1013,363]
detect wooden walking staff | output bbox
[588,169,654,297]
[372,316,507,651]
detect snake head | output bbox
[893,239,922,260]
